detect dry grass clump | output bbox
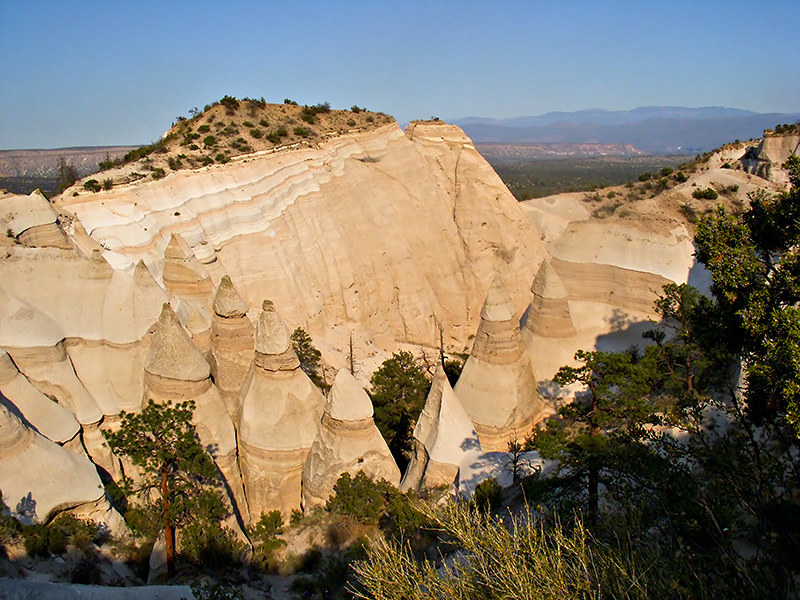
[352,502,662,600]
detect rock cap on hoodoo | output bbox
[255,301,290,354]
[480,275,516,322]
[531,259,568,300]
[164,233,194,260]
[326,369,373,421]
[145,303,211,381]
[213,276,249,318]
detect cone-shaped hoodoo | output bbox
[454,275,545,450]
[302,369,400,509]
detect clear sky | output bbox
[1,0,798,149]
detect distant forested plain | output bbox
[487,155,690,200]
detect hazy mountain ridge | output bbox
[455,107,800,154]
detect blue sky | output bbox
[1,0,798,149]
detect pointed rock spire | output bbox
[454,275,544,451]
[238,301,326,518]
[302,369,400,509]
[213,276,250,319]
[402,364,481,491]
[326,368,373,421]
[143,303,248,525]
[145,303,210,382]
[254,300,300,371]
[210,277,253,417]
[161,233,215,303]
[523,259,576,338]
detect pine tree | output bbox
[103,400,225,578]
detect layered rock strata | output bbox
[210,276,254,417]
[522,259,576,339]
[302,369,400,509]
[454,276,544,451]
[0,190,70,249]
[56,123,542,349]
[238,300,326,518]
[401,364,482,491]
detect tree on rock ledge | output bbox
[103,399,225,578]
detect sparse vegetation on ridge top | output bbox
[63,96,394,195]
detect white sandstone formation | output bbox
[55,122,543,350]
[143,303,248,521]
[210,276,254,417]
[454,276,544,451]
[0,189,70,249]
[521,259,578,386]
[0,403,124,533]
[302,369,400,510]
[743,133,800,186]
[238,300,326,518]
[401,363,482,491]
[523,259,576,339]
[161,233,216,362]
[0,349,81,451]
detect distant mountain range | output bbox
[454,107,800,154]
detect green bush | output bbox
[197,125,211,133]
[692,187,718,200]
[83,179,102,193]
[250,128,263,139]
[102,179,113,190]
[259,119,269,127]
[674,171,688,183]
[347,119,356,127]
[203,135,217,148]
[266,132,281,144]
[291,328,327,391]
[219,95,239,113]
[189,144,199,151]
[370,351,430,470]
[326,471,386,524]
[351,105,363,113]
[660,167,674,177]
[215,153,229,164]
[293,126,310,137]
[151,167,166,180]
[242,121,254,128]
[473,477,502,512]
[284,98,298,105]
[249,510,287,571]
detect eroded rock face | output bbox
[144,303,248,522]
[210,276,253,418]
[0,350,81,447]
[0,190,70,249]
[0,402,124,533]
[55,123,543,349]
[238,301,325,519]
[454,276,544,451]
[302,369,400,510]
[522,259,576,339]
[401,364,482,491]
